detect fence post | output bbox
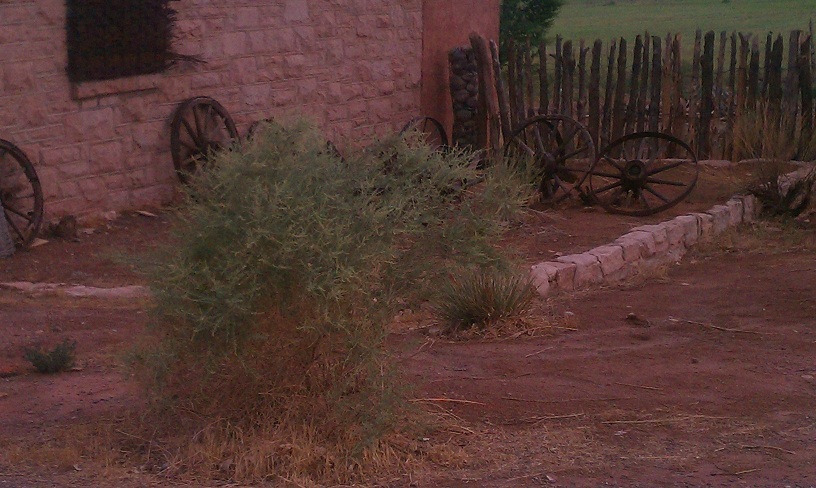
[799,35,814,152]
[577,40,588,124]
[588,39,602,147]
[747,38,760,110]
[786,30,801,118]
[507,39,519,129]
[470,34,500,157]
[768,34,785,115]
[602,39,617,148]
[524,40,535,119]
[554,35,563,115]
[539,41,549,114]
[699,31,715,158]
[489,40,512,143]
[762,32,772,97]
[563,40,575,118]
[649,36,662,134]
[625,35,643,136]
[638,31,651,132]
[612,37,628,144]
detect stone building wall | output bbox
[0,0,423,220]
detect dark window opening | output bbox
[66,0,181,83]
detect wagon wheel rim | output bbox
[588,131,699,216]
[503,114,596,202]
[0,139,44,249]
[399,116,450,152]
[170,96,239,184]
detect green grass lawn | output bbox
[551,0,814,44]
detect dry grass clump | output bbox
[133,119,533,484]
[433,268,536,332]
[732,105,816,216]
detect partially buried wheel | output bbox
[587,132,698,216]
[399,116,449,152]
[0,139,44,249]
[503,114,596,202]
[170,96,239,183]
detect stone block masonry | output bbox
[1,0,423,221]
[530,196,763,297]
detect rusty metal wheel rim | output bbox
[170,96,239,184]
[399,116,450,152]
[0,139,44,249]
[503,114,596,202]
[588,131,699,216]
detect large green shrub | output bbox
[144,120,533,483]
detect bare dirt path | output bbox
[1,176,814,486]
[400,235,816,487]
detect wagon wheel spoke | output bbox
[180,118,202,148]
[643,184,671,203]
[602,156,624,172]
[639,191,653,210]
[646,176,687,186]
[647,159,687,175]
[592,179,623,195]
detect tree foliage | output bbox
[500,0,563,52]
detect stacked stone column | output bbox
[448,47,479,148]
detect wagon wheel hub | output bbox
[622,159,648,187]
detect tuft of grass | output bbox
[434,268,536,331]
[24,339,76,374]
[732,105,816,216]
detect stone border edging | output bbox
[529,195,760,297]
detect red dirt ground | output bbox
[1,166,815,486]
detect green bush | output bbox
[144,119,533,483]
[24,339,76,374]
[434,268,536,331]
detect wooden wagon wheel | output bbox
[588,132,699,216]
[170,96,239,183]
[399,116,449,152]
[503,114,596,201]
[0,139,44,249]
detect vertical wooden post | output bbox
[661,32,674,134]
[799,35,814,149]
[649,36,662,134]
[715,31,727,120]
[507,39,519,130]
[625,35,643,136]
[762,32,772,97]
[588,40,602,147]
[602,40,617,148]
[524,40,535,119]
[699,31,715,158]
[515,46,527,123]
[747,38,760,110]
[736,33,749,118]
[611,37,628,144]
[671,35,686,146]
[786,30,801,117]
[470,34,500,157]
[489,40,512,143]
[768,34,784,115]
[726,32,738,159]
[638,31,650,132]
[554,35,563,115]
[690,29,703,127]
[539,41,549,115]
[563,40,574,118]
[577,40,588,124]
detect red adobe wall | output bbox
[420,0,500,138]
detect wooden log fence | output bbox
[467,29,816,161]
